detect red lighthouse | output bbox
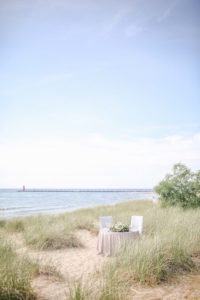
[22,185,25,192]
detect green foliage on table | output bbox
[109,222,129,232]
[154,163,200,208]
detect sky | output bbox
[0,0,200,188]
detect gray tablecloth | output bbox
[97,228,139,256]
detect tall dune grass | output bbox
[67,203,200,299]
[4,215,81,249]
[2,201,152,250]
[23,215,81,250]
[0,238,38,299]
[0,236,62,299]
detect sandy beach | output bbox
[7,228,200,300]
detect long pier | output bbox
[19,188,153,193]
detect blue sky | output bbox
[0,0,200,188]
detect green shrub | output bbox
[154,163,200,208]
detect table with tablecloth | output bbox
[97,228,139,256]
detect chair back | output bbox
[99,216,113,229]
[130,216,143,235]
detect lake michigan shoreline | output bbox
[0,189,156,219]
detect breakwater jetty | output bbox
[19,188,153,193]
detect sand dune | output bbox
[8,231,200,300]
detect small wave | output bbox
[0,207,29,211]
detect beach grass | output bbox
[1,200,200,299]
[23,215,81,250]
[0,238,38,299]
[65,203,200,299]
[106,207,200,285]
[0,236,63,300]
[2,201,152,250]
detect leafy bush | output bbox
[155,163,200,208]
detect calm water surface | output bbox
[0,189,155,219]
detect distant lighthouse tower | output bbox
[22,185,25,192]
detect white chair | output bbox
[130,216,143,235]
[99,216,113,229]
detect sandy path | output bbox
[8,232,200,300]
[9,230,105,279]
[8,231,105,299]
[129,274,200,299]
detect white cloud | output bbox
[102,8,130,35]
[157,0,182,22]
[0,134,200,188]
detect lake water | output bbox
[0,189,155,219]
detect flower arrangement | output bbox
[109,222,129,232]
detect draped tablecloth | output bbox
[97,228,139,256]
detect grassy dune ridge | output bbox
[0,200,200,299]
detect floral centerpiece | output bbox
[109,222,129,232]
